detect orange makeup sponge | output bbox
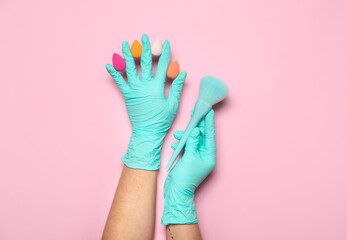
[131,40,142,58]
[167,61,180,79]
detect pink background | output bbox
[1,0,347,239]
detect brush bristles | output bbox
[198,75,228,105]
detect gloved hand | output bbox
[162,109,216,225]
[106,34,187,170]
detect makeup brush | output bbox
[166,75,228,172]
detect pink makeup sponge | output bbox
[112,53,126,71]
[151,39,162,56]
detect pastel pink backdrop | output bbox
[1,0,346,239]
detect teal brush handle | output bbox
[166,100,211,172]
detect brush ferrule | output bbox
[192,99,212,120]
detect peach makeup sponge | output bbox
[151,39,162,56]
[131,40,142,58]
[112,53,126,71]
[167,61,180,79]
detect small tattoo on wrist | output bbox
[168,226,174,239]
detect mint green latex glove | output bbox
[106,34,187,170]
[162,109,216,225]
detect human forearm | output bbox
[102,165,158,240]
[104,34,187,239]
[162,110,216,239]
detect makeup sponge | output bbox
[151,39,162,56]
[167,61,180,79]
[131,40,142,58]
[112,53,126,71]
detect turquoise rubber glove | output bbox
[106,34,187,170]
[162,109,216,225]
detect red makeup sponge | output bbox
[112,53,126,71]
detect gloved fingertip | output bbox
[122,42,132,53]
[173,130,184,139]
[191,127,200,137]
[175,72,187,84]
[163,40,170,49]
[106,63,115,73]
[179,71,187,79]
[171,142,179,150]
[142,34,149,41]
[205,109,215,121]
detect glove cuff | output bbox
[161,185,198,225]
[122,133,164,171]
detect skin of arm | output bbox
[102,166,158,239]
[166,224,202,240]
[102,34,187,239]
